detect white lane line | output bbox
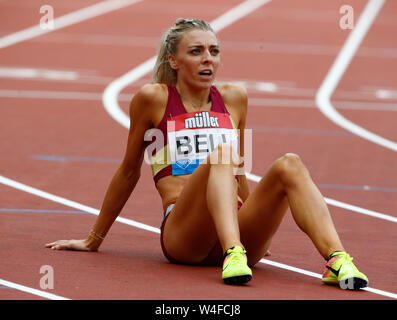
[103,56,156,128]
[102,0,273,129]
[1,174,396,299]
[316,0,397,152]
[0,89,119,101]
[0,0,142,49]
[0,278,70,300]
[376,89,397,99]
[245,172,397,223]
[0,67,79,80]
[209,0,272,31]
[260,259,322,279]
[0,175,160,234]
[324,197,397,223]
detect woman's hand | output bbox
[45,238,98,251]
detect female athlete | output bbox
[46,18,368,289]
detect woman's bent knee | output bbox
[272,153,308,186]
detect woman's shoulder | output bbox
[130,83,168,113]
[215,82,247,106]
[128,83,169,127]
[133,83,168,105]
[215,83,247,124]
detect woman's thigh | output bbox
[162,161,229,264]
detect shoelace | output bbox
[224,249,246,268]
[342,254,354,267]
[333,253,355,271]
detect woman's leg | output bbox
[162,143,243,264]
[239,153,345,266]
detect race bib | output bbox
[167,111,238,175]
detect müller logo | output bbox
[184,112,219,129]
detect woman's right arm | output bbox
[45,84,166,251]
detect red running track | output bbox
[0,0,396,301]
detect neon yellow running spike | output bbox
[222,246,252,285]
[322,251,368,290]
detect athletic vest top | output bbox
[147,85,238,184]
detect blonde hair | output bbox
[151,18,216,86]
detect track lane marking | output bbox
[0,0,142,49]
[316,0,397,152]
[0,278,70,300]
[0,175,160,234]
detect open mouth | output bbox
[198,70,212,77]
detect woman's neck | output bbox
[175,82,211,110]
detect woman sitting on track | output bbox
[46,18,368,289]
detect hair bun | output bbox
[175,18,186,25]
[175,18,197,26]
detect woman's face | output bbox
[169,29,220,90]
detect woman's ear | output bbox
[168,55,178,70]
